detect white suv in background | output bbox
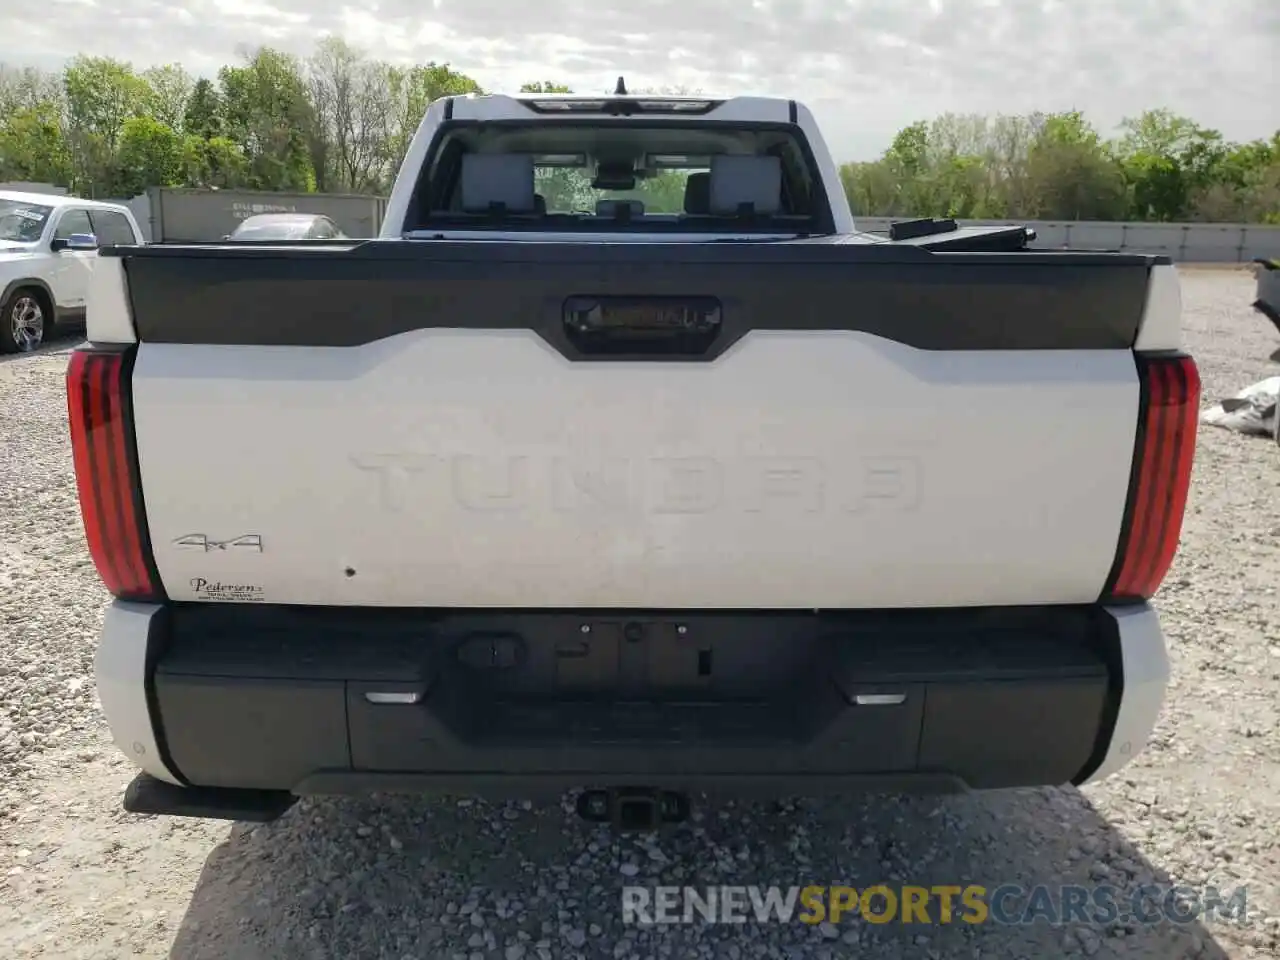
[0,190,146,354]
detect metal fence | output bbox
[854,218,1280,263]
[134,188,385,242]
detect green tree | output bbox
[190,135,250,188]
[143,64,194,133]
[183,78,225,139]
[1122,151,1184,221]
[519,81,573,94]
[61,55,156,194]
[63,55,152,150]
[0,64,64,117]
[1024,112,1127,219]
[218,47,317,191]
[885,120,929,176]
[380,63,483,185]
[841,108,1278,224]
[1115,109,1229,220]
[112,115,185,196]
[840,160,899,217]
[881,120,937,214]
[308,36,398,193]
[0,103,73,184]
[1188,134,1280,221]
[633,173,689,213]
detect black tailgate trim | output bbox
[111,242,1158,354]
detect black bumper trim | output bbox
[292,771,970,798]
[146,604,1123,798]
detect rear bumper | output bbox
[95,601,1168,809]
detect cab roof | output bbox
[448,93,796,125]
[0,189,133,213]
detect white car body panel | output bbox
[44,234,95,311]
[83,256,137,343]
[131,330,1140,609]
[94,601,181,784]
[1080,604,1171,783]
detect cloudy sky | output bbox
[4,0,1277,160]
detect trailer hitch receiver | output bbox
[576,787,690,831]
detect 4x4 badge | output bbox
[172,534,263,553]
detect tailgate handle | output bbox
[562,296,722,357]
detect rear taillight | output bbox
[1102,353,1200,603]
[66,346,163,603]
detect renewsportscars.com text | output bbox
[620,884,1249,927]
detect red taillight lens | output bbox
[1103,353,1200,603]
[66,347,163,603]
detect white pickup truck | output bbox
[74,89,1199,831]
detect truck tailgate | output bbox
[111,242,1156,609]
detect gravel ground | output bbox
[1,266,1278,960]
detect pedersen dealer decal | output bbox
[189,577,265,602]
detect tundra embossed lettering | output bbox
[350,453,922,515]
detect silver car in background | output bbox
[224,213,347,241]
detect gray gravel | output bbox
[1,267,1278,959]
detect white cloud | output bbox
[3,0,1277,159]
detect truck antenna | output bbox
[614,76,627,95]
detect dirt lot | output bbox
[1,266,1277,959]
